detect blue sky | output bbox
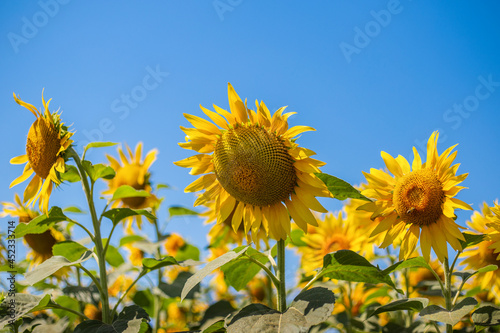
[1,1,500,268]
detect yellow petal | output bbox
[10,169,34,188]
[183,113,221,135]
[231,201,244,232]
[381,151,403,177]
[10,154,28,165]
[184,174,216,192]
[200,105,229,130]
[294,185,327,213]
[227,83,248,124]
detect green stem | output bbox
[276,239,286,312]
[49,304,90,320]
[243,255,280,289]
[443,258,453,333]
[154,218,163,332]
[78,264,105,297]
[112,270,147,317]
[71,220,95,241]
[70,148,111,323]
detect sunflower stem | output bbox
[276,239,287,312]
[69,148,111,324]
[153,218,163,332]
[111,270,147,318]
[243,255,280,289]
[443,258,453,333]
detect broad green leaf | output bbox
[105,244,125,267]
[472,304,500,326]
[226,287,335,332]
[119,235,146,247]
[367,298,429,318]
[53,241,89,262]
[102,207,156,226]
[196,301,235,331]
[74,304,149,333]
[0,294,52,329]
[315,173,371,201]
[52,295,81,322]
[82,141,118,158]
[14,206,70,238]
[221,247,269,291]
[132,290,155,319]
[453,265,498,284]
[460,233,485,249]
[169,205,199,217]
[142,256,179,270]
[181,246,249,301]
[289,229,307,247]
[60,165,81,182]
[382,256,432,275]
[202,320,226,333]
[318,250,396,289]
[111,185,150,201]
[20,251,93,286]
[63,206,86,214]
[82,160,116,182]
[419,297,477,326]
[159,271,199,299]
[175,243,200,261]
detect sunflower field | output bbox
[1,83,500,333]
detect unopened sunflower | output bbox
[461,201,500,294]
[10,91,73,214]
[359,131,472,262]
[175,83,330,241]
[1,194,65,266]
[103,142,160,232]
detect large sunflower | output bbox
[461,201,500,294]
[103,142,160,232]
[359,131,472,262]
[175,83,330,241]
[10,91,73,214]
[0,194,65,265]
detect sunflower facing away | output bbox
[103,142,160,232]
[359,131,472,262]
[175,83,330,241]
[461,201,500,294]
[1,194,65,266]
[10,91,74,214]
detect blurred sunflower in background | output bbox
[103,142,160,232]
[10,91,73,214]
[461,201,500,295]
[359,131,472,262]
[1,193,65,266]
[175,83,331,241]
[296,212,370,276]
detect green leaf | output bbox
[60,165,81,182]
[472,304,500,326]
[0,294,52,329]
[315,173,371,201]
[453,265,498,284]
[181,246,249,301]
[289,229,307,247]
[221,247,269,291]
[175,243,200,261]
[367,298,429,318]
[382,257,432,275]
[168,205,199,217]
[63,206,86,214]
[74,304,149,333]
[142,256,179,270]
[132,289,154,319]
[119,235,146,247]
[102,207,156,226]
[318,250,396,289]
[202,320,226,333]
[52,295,81,322]
[419,297,478,326]
[53,241,89,262]
[197,301,235,331]
[460,233,485,249]
[62,285,100,304]
[82,141,118,158]
[156,183,170,190]
[20,251,93,286]
[111,185,150,201]
[105,244,125,267]
[14,206,70,238]
[82,160,116,182]
[159,271,199,299]
[226,287,335,332]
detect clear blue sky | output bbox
[1,1,499,266]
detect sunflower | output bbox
[10,91,73,214]
[359,131,472,262]
[297,212,369,275]
[103,142,160,232]
[0,193,65,266]
[461,201,500,294]
[175,83,331,241]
